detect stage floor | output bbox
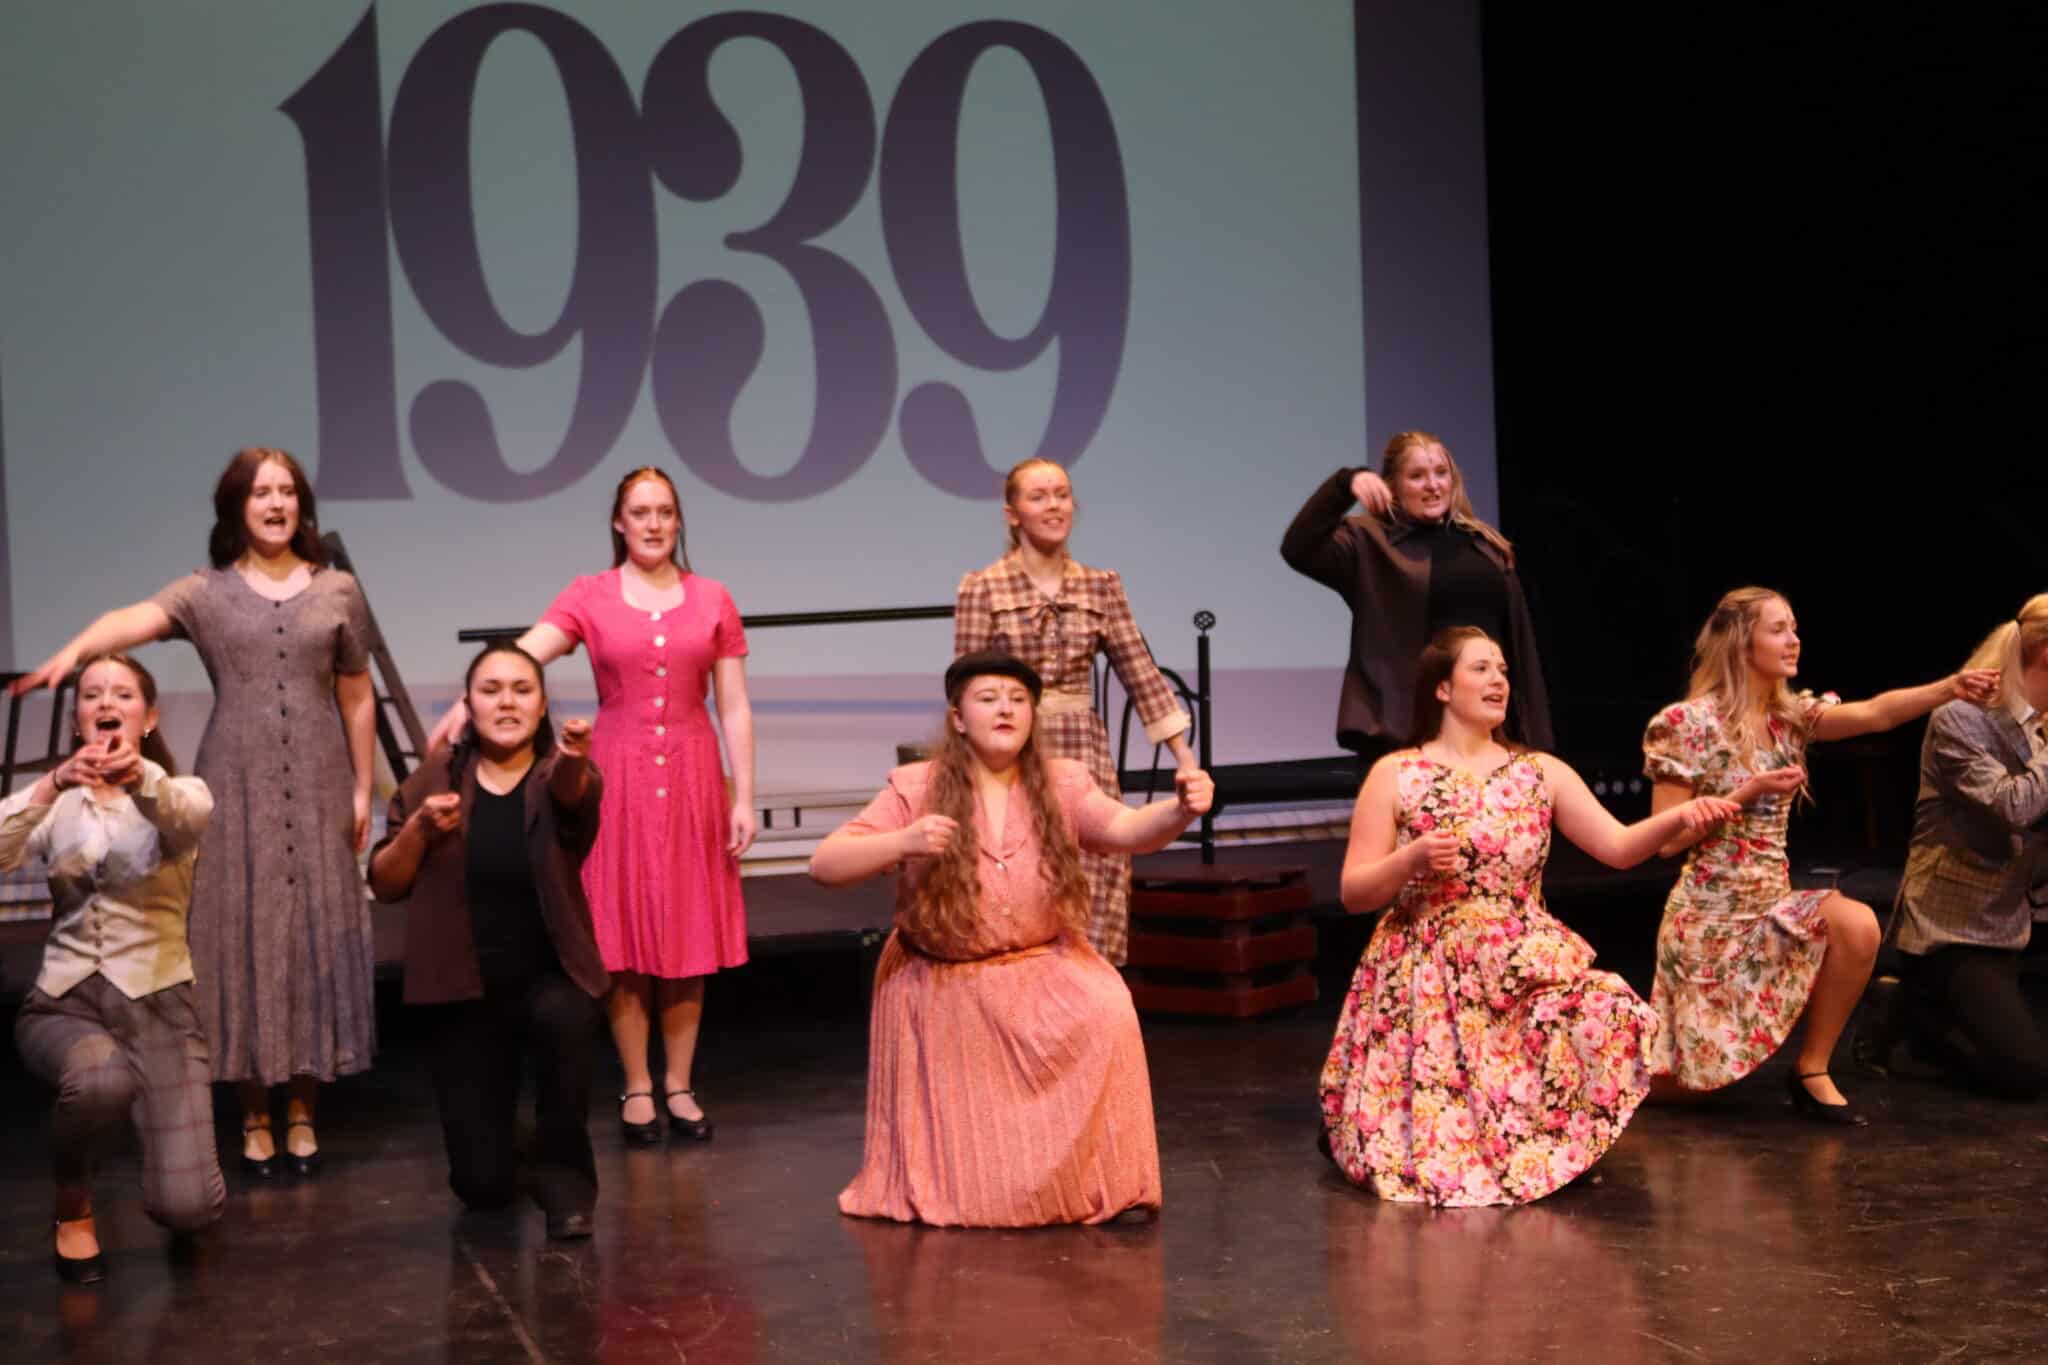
[1,954,2044,1365]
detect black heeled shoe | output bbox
[240,1119,278,1178]
[53,1223,106,1285]
[1785,1070,1868,1127]
[665,1089,714,1143]
[619,1091,662,1146]
[285,1120,323,1177]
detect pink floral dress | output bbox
[1641,693,1837,1089]
[1319,753,1658,1207]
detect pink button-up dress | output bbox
[543,569,748,978]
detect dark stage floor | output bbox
[3,943,2047,1365]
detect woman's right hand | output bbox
[47,742,105,793]
[1349,469,1393,517]
[10,646,80,697]
[1405,830,1461,877]
[898,814,959,860]
[425,698,470,756]
[408,792,462,842]
[1733,766,1804,805]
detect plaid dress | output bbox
[954,554,1190,963]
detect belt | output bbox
[1036,690,1094,717]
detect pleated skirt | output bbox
[838,930,1162,1227]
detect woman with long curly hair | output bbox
[809,651,1213,1227]
[1642,586,1999,1123]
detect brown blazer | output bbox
[1281,468,1553,753]
[374,747,609,1005]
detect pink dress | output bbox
[836,759,1163,1227]
[542,569,748,978]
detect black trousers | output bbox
[427,971,600,1217]
[1898,945,2048,1102]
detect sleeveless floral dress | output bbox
[1319,753,1658,1206]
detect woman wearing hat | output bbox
[809,651,1213,1227]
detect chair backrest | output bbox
[0,672,80,797]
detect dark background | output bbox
[1482,2,2046,851]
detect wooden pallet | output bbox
[1124,863,1317,1018]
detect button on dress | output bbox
[150,568,375,1083]
[542,570,748,977]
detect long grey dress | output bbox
[151,567,375,1083]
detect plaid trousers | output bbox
[15,974,225,1231]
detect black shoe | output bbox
[240,1121,278,1178]
[53,1226,106,1285]
[665,1089,714,1143]
[1316,1125,1336,1166]
[546,1211,594,1241]
[285,1121,322,1177]
[619,1091,662,1146]
[1785,1070,1868,1127]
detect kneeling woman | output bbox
[0,653,224,1282]
[369,645,608,1240]
[809,651,1213,1227]
[1321,628,1742,1207]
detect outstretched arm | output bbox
[1812,670,1999,742]
[9,602,174,695]
[1543,755,1743,868]
[1078,769,1213,855]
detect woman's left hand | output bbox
[557,716,593,758]
[1950,668,2000,706]
[727,806,757,858]
[1175,767,1215,817]
[352,787,372,854]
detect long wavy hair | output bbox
[1961,593,2048,711]
[208,448,327,569]
[902,684,1090,949]
[1001,457,1077,554]
[1378,431,1514,566]
[72,652,180,776]
[608,466,691,571]
[1407,627,1518,749]
[1686,586,1812,759]
[445,643,557,786]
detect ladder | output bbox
[321,531,427,782]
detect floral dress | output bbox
[1641,693,1837,1089]
[1319,753,1658,1207]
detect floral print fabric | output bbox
[1641,693,1837,1090]
[1319,753,1657,1207]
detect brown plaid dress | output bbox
[954,554,1190,963]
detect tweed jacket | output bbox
[1895,698,2048,955]
[374,747,609,1004]
[1280,468,1553,753]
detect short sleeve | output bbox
[1795,689,1841,736]
[712,582,748,660]
[150,571,209,642]
[1642,702,1705,786]
[842,765,920,838]
[540,576,592,649]
[333,574,371,674]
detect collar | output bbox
[2010,692,2042,732]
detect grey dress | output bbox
[152,567,376,1083]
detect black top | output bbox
[464,769,556,990]
[1411,519,1512,648]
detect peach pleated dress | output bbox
[836,759,1162,1227]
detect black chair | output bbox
[0,671,79,796]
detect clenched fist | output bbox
[1406,830,1462,877]
[410,792,462,842]
[1174,767,1214,817]
[899,813,959,859]
[557,716,593,758]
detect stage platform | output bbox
[0,940,2043,1363]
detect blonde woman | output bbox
[953,459,1194,965]
[1282,430,1553,757]
[809,651,1212,1227]
[1642,587,1999,1122]
[1885,596,2048,1098]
